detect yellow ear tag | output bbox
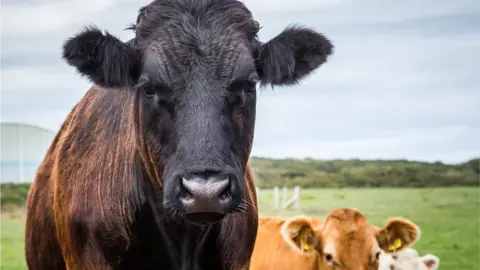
[302,241,312,251]
[388,238,402,252]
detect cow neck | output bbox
[147,200,219,269]
[145,191,183,268]
[180,224,217,269]
[144,180,220,269]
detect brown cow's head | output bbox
[281,209,420,270]
[61,0,333,225]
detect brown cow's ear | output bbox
[376,217,420,253]
[280,216,320,254]
[255,25,333,87]
[310,218,323,230]
[62,25,140,88]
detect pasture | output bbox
[1,187,479,269]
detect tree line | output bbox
[250,157,479,188]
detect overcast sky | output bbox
[1,0,479,164]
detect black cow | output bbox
[24,0,334,269]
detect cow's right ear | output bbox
[62,25,140,88]
[376,217,421,253]
[280,216,320,254]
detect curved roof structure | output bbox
[0,121,55,134]
[1,122,56,183]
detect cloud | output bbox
[2,0,115,36]
[246,0,479,26]
[1,0,479,164]
[242,0,343,14]
[313,33,480,87]
[2,66,89,93]
[251,125,479,164]
[0,108,71,133]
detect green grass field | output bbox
[1,187,479,269]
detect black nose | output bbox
[178,171,233,218]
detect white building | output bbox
[0,122,56,183]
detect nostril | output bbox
[218,182,232,204]
[209,177,230,197]
[180,177,195,197]
[179,180,193,199]
[219,184,229,196]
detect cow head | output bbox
[61,0,334,225]
[320,208,420,269]
[280,209,421,269]
[379,248,440,270]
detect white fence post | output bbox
[294,186,300,209]
[271,186,301,209]
[273,186,279,209]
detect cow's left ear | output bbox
[256,25,333,87]
[62,25,140,88]
[376,217,420,253]
[280,216,320,254]
[420,254,440,270]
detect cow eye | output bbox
[243,80,257,93]
[375,251,381,260]
[143,85,156,97]
[140,81,171,99]
[136,80,156,98]
[246,73,259,91]
[325,253,333,262]
[229,79,257,94]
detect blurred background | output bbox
[1,0,479,269]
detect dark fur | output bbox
[62,26,140,88]
[25,0,334,269]
[256,25,333,86]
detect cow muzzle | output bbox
[175,170,238,224]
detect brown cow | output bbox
[250,208,421,270]
[24,0,334,269]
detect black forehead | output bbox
[136,0,257,41]
[135,0,258,85]
[141,45,256,87]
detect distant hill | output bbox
[1,158,478,209]
[249,157,480,188]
